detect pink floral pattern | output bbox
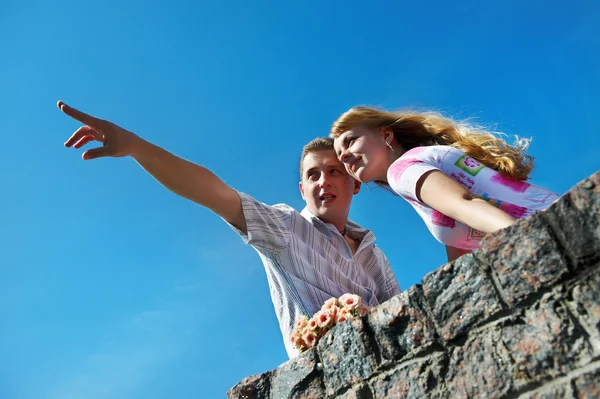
[431,210,456,229]
[491,174,531,193]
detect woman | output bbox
[330,106,559,261]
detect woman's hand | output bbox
[58,100,143,160]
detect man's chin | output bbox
[309,205,331,216]
[314,204,348,219]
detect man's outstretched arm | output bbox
[58,101,247,233]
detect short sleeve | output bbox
[387,147,440,201]
[224,191,293,253]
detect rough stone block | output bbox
[422,254,504,342]
[568,271,600,341]
[366,285,438,363]
[517,383,574,399]
[316,317,378,397]
[543,172,600,270]
[501,295,593,384]
[446,329,514,398]
[227,372,270,399]
[572,368,600,399]
[478,213,569,305]
[370,353,448,399]
[335,383,373,399]
[269,349,325,399]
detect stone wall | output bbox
[228,172,600,399]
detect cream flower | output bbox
[339,293,362,311]
[295,315,309,330]
[315,309,335,329]
[321,297,338,311]
[337,307,354,323]
[358,304,370,317]
[290,331,306,350]
[302,329,318,348]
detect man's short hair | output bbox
[299,138,335,179]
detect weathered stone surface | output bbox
[572,368,600,399]
[370,353,448,399]
[288,378,324,399]
[446,329,513,398]
[517,383,574,399]
[269,349,325,399]
[335,383,373,399]
[227,372,270,399]
[316,317,378,397]
[543,172,600,270]
[422,254,503,342]
[478,213,569,305]
[366,285,437,363]
[567,272,600,343]
[501,295,593,384]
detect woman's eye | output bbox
[348,137,356,146]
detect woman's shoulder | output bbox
[400,145,463,162]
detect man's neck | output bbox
[319,216,348,235]
[301,207,350,235]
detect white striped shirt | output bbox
[226,192,401,358]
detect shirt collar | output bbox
[299,206,373,242]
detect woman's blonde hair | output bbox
[330,106,534,180]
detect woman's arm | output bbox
[58,101,247,233]
[416,170,516,233]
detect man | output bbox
[57,100,401,357]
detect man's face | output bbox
[299,149,361,224]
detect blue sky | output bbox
[1,0,598,397]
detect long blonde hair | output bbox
[330,106,534,180]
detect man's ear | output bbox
[353,179,361,195]
[299,181,306,200]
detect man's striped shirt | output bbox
[226,192,401,358]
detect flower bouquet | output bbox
[290,293,369,352]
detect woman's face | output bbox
[333,126,393,183]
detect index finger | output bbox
[57,100,103,126]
